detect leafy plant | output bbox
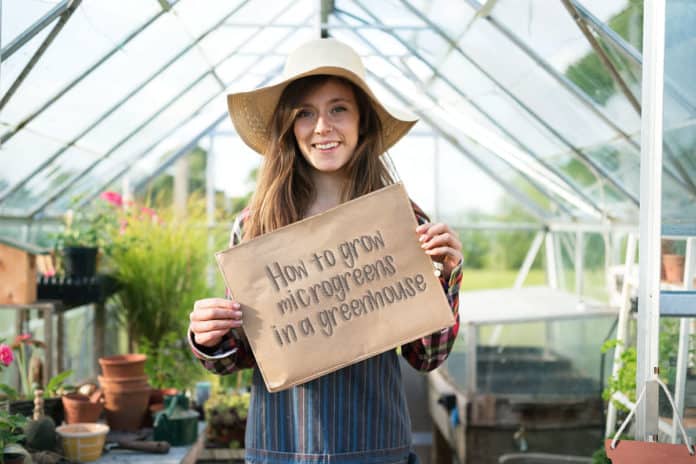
[591,444,612,464]
[106,198,210,351]
[140,333,203,391]
[43,369,74,398]
[54,193,120,251]
[602,340,636,410]
[1,335,73,401]
[0,410,27,459]
[205,390,250,449]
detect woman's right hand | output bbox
[189,298,243,347]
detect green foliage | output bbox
[460,269,546,291]
[565,54,616,105]
[140,333,204,391]
[43,370,73,398]
[459,230,490,269]
[601,340,636,410]
[0,411,27,457]
[53,195,118,251]
[564,1,643,105]
[106,198,210,350]
[591,444,612,464]
[602,320,690,413]
[205,392,250,420]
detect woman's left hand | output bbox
[416,222,463,280]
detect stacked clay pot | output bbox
[98,354,150,431]
[62,391,104,424]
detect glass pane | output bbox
[1,144,95,214]
[76,47,214,153]
[0,20,56,123]
[663,0,696,227]
[0,130,66,208]
[2,1,159,129]
[582,1,643,51]
[488,0,641,134]
[10,75,221,215]
[1,0,56,45]
[48,90,226,213]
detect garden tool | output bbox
[104,439,170,454]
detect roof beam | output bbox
[0,0,70,61]
[28,9,306,218]
[560,0,641,114]
[463,0,696,196]
[393,0,639,206]
[79,67,281,208]
[0,0,182,146]
[0,0,82,112]
[371,70,550,223]
[570,0,696,117]
[0,0,259,205]
[337,6,605,216]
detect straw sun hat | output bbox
[226,38,418,155]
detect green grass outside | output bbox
[460,268,546,291]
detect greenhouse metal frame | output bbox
[1,0,695,454]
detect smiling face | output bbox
[292,78,360,174]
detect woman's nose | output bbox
[314,114,333,134]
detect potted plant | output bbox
[661,238,686,284]
[204,390,250,449]
[0,339,28,464]
[54,192,121,278]
[1,335,73,425]
[141,333,202,404]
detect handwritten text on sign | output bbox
[215,183,454,392]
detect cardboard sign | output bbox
[215,183,455,392]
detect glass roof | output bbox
[1,0,694,231]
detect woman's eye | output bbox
[297,109,313,118]
[331,106,347,114]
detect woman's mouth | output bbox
[313,141,340,151]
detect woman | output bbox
[189,38,463,464]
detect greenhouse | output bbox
[0,0,694,463]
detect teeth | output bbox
[315,142,338,149]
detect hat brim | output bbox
[227,66,418,156]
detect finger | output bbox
[425,246,462,260]
[190,318,242,334]
[415,222,432,234]
[421,232,460,250]
[417,223,450,242]
[194,329,231,347]
[194,298,239,310]
[190,307,243,322]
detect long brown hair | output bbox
[244,75,396,239]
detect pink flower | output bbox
[100,191,123,207]
[0,343,13,367]
[140,207,156,217]
[11,333,45,349]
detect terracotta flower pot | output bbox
[98,375,149,393]
[98,354,146,378]
[663,254,685,284]
[149,388,179,406]
[62,393,104,424]
[103,387,151,431]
